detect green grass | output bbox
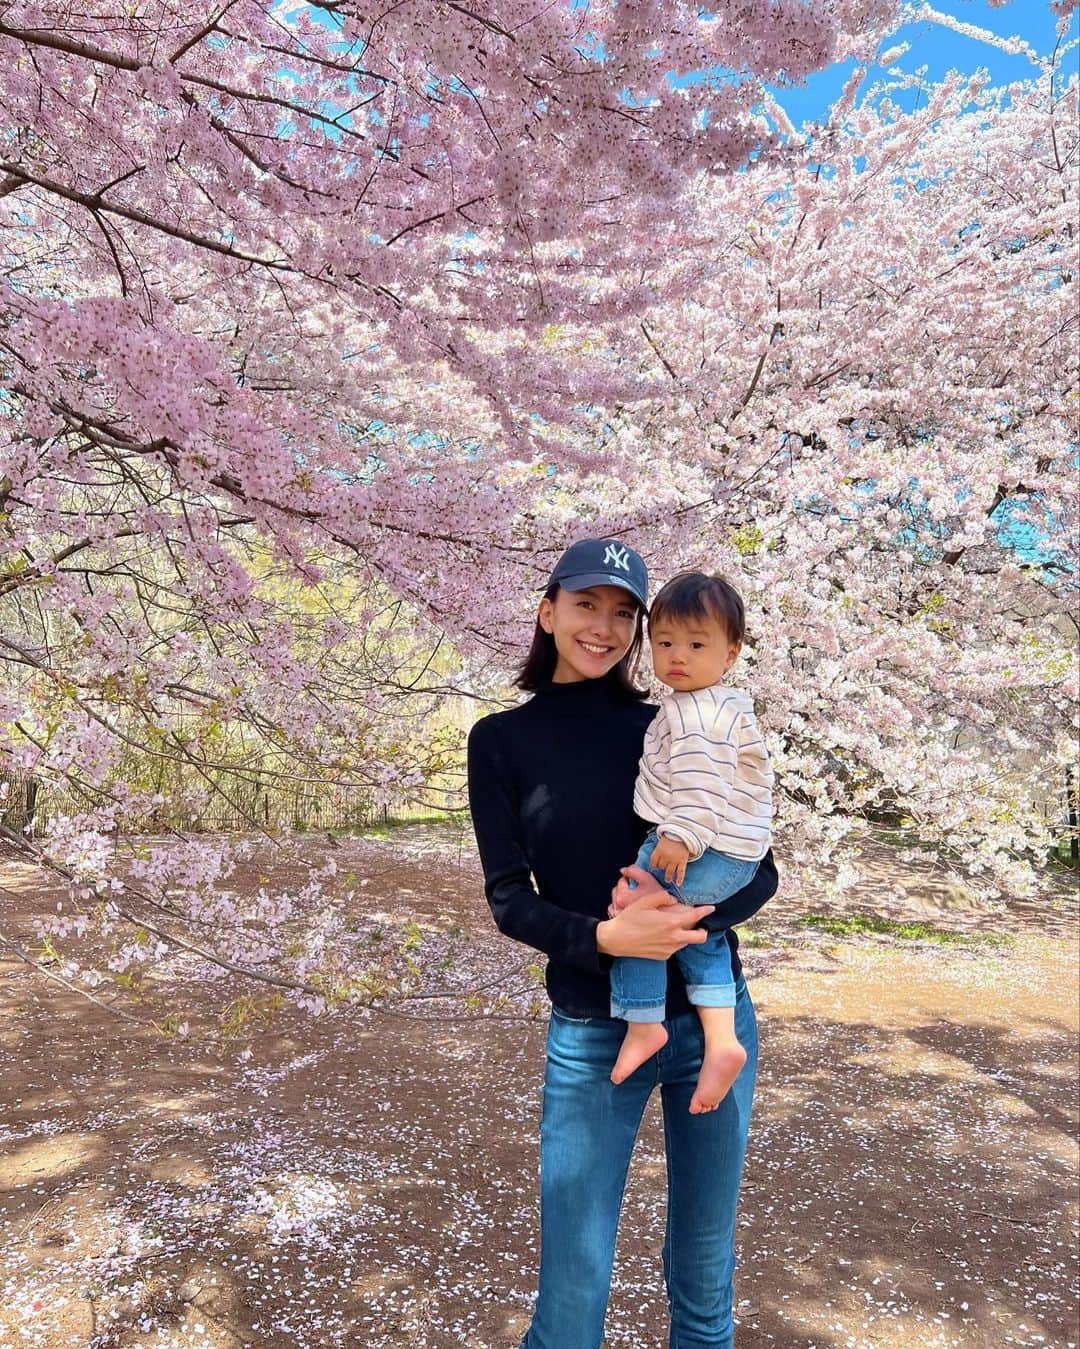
[1050,840,1080,869]
[324,810,468,840]
[799,913,1010,946]
[358,823,391,839]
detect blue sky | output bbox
[772,0,1078,127]
[770,1,1076,569]
[308,1,1076,130]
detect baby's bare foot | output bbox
[611,1023,668,1084]
[689,1041,747,1114]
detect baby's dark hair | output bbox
[648,571,745,645]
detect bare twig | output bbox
[0,929,150,1027]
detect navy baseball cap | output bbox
[547,538,648,608]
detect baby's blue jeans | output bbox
[610,830,759,1023]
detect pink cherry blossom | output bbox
[1,1,1075,1002]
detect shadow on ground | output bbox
[0,829,1076,1348]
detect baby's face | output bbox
[649,612,740,693]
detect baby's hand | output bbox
[650,835,691,887]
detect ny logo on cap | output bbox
[604,543,631,573]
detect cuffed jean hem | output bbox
[669,1333,735,1349]
[610,999,666,1023]
[685,981,737,1009]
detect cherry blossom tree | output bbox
[542,53,1079,895]
[1,0,1076,1012]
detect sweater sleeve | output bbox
[655,697,739,859]
[467,717,607,973]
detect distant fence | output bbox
[0,771,39,836]
[0,767,462,838]
[2,765,1074,856]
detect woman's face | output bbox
[538,585,639,683]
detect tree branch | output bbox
[0,922,149,1027]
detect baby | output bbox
[609,571,774,1113]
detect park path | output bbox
[0,825,1076,1348]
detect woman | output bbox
[467,538,777,1349]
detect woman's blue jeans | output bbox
[520,978,759,1349]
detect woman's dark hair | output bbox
[648,572,745,645]
[515,583,647,697]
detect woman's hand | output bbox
[598,866,713,960]
[607,864,672,914]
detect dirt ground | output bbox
[0,824,1076,1349]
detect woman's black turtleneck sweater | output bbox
[467,672,778,1019]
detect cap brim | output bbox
[557,571,646,604]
